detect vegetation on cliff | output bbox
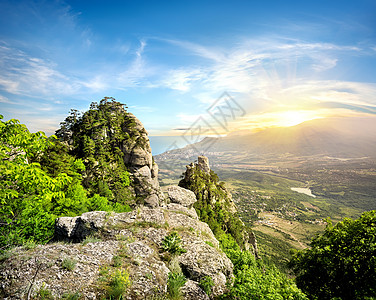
[0,98,134,251]
[54,97,134,206]
[178,160,248,249]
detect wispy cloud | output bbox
[0,94,12,103]
[0,44,79,97]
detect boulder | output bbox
[181,280,210,300]
[167,186,197,208]
[144,194,159,208]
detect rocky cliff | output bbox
[0,102,234,299]
[179,156,258,256]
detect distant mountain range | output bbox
[172,116,376,158]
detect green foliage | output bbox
[221,248,308,300]
[289,211,376,300]
[106,268,131,300]
[35,283,54,299]
[199,276,214,296]
[0,115,72,249]
[62,291,81,300]
[161,232,186,255]
[55,97,134,207]
[61,257,77,271]
[0,99,135,252]
[167,272,186,300]
[112,255,122,267]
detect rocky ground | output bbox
[0,186,233,299]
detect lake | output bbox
[291,187,316,198]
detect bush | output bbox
[62,291,80,300]
[61,257,77,271]
[167,272,186,300]
[199,276,214,295]
[220,248,308,300]
[106,268,131,299]
[289,211,376,300]
[36,283,54,300]
[112,255,122,267]
[161,232,186,255]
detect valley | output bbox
[155,150,375,269]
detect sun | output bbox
[275,110,322,127]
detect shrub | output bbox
[199,276,214,296]
[36,283,54,300]
[112,255,122,267]
[62,291,80,300]
[289,211,376,300]
[161,232,186,255]
[61,257,77,271]
[167,272,186,300]
[106,268,131,299]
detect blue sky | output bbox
[1,0,376,139]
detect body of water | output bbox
[291,187,316,198]
[149,136,191,155]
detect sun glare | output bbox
[275,111,322,127]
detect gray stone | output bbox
[2,206,233,299]
[144,194,159,208]
[181,280,210,300]
[55,211,108,242]
[167,186,197,208]
[130,147,152,168]
[197,156,210,173]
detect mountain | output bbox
[194,116,376,158]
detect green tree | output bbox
[0,115,71,249]
[289,211,376,300]
[55,97,133,207]
[0,114,125,251]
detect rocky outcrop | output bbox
[197,155,210,174]
[167,186,197,208]
[179,156,259,254]
[179,156,237,212]
[121,113,163,205]
[0,189,233,299]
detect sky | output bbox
[1,0,376,145]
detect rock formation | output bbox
[121,113,164,207]
[179,156,259,255]
[0,193,233,299]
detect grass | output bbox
[36,283,54,300]
[167,272,186,300]
[82,235,101,245]
[112,255,122,267]
[199,276,214,296]
[62,291,81,300]
[61,257,77,271]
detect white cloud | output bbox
[0,45,80,97]
[0,94,11,103]
[162,68,204,91]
